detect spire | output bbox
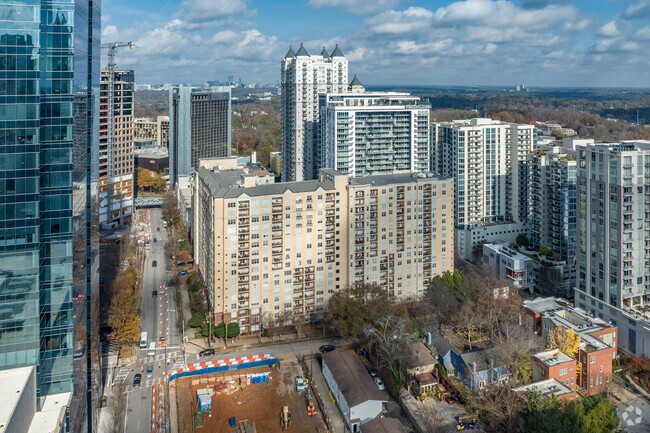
[320,46,329,58]
[330,44,344,57]
[284,45,296,58]
[350,74,362,87]
[295,43,309,57]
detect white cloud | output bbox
[365,7,434,34]
[179,0,249,26]
[484,43,497,54]
[308,0,400,15]
[564,19,590,31]
[597,20,619,37]
[623,1,650,20]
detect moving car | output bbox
[319,345,335,353]
[152,290,158,298]
[178,270,188,276]
[157,227,160,232]
[153,238,157,243]
[199,349,215,357]
[152,260,157,267]
[133,374,142,387]
[146,365,153,378]
[374,377,385,390]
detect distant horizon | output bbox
[104,0,650,87]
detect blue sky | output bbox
[102,0,650,87]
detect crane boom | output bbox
[101,41,133,227]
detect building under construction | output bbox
[99,68,134,227]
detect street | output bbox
[118,208,182,433]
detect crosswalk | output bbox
[136,351,180,364]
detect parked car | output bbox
[133,374,142,387]
[152,260,157,267]
[445,392,459,404]
[153,238,157,243]
[368,367,377,377]
[146,365,153,378]
[178,270,188,276]
[374,377,385,390]
[157,227,160,232]
[152,290,158,298]
[199,349,215,357]
[319,345,335,353]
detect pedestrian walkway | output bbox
[308,355,347,433]
[114,367,131,384]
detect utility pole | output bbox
[100,41,134,227]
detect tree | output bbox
[457,300,482,350]
[161,191,180,229]
[492,111,515,123]
[516,233,530,249]
[547,327,581,382]
[178,249,192,263]
[260,312,277,342]
[489,324,543,385]
[582,396,618,433]
[539,245,552,257]
[137,168,166,193]
[107,269,140,361]
[104,381,128,433]
[327,283,395,339]
[521,390,564,433]
[364,315,411,399]
[477,384,522,433]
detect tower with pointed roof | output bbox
[281,43,348,181]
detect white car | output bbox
[374,377,385,390]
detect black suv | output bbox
[319,345,335,353]
[133,373,142,387]
[152,290,158,298]
[199,349,215,357]
[152,260,157,267]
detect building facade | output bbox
[482,244,535,291]
[169,87,231,185]
[194,160,453,332]
[574,141,650,356]
[431,118,536,259]
[523,298,618,396]
[0,1,101,431]
[281,44,348,182]
[134,115,169,147]
[99,68,134,227]
[269,151,281,177]
[318,89,430,177]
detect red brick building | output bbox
[522,297,617,397]
[532,349,577,393]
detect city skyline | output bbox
[103,0,650,88]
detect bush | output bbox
[180,239,190,250]
[436,362,448,378]
[516,233,530,248]
[190,308,207,328]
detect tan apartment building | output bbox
[135,115,170,147]
[100,69,134,227]
[194,158,453,334]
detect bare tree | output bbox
[488,323,543,385]
[260,312,276,343]
[476,384,522,433]
[103,381,128,433]
[457,300,482,350]
[364,315,411,399]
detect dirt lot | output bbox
[175,361,327,433]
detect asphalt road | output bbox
[123,208,180,433]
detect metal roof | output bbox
[322,350,387,408]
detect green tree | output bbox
[582,396,618,433]
[521,390,563,433]
[516,233,530,248]
[539,245,552,256]
[327,283,395,339]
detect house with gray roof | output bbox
[322,350,387,432]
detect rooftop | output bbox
[134,146,168,159]
[484,243,532,262]
[348,172,450,187]
[360,418,407,433]
[27,392,70,433]
[534,349,574,367]
[322,350,387,408]
[513,378,573,398]
[401,342,438,370]
[0,366,34,433]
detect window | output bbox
[590,356,596,364]
[559,368,567,376]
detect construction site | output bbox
[173,359,328,433]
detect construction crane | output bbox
[100,41,133,227]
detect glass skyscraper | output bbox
[0,1,100,432]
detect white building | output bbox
[318,80,430,177]
[322,350,387,432]
[281,44,348,182]
[482,243,534,291]
[431,118,536,259]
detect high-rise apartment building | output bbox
[574,141,650,356]
[318,84,430,176]
[169,86,231,185]
[99,69,134,227]
[135,115,169,147]
[281,44,348,182]
[193,158,453,333]
[431,118,536,258]
[0,1,101,432]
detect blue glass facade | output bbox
[0,0,100,431]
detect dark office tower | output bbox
[0,1,100,432]
[169,86,231,186]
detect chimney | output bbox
[427,332,432,345]
[251,151,257,164]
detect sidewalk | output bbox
[184,331,332,354]
[308,355,347,433]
